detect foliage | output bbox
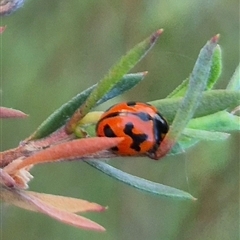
[1,0,239,236]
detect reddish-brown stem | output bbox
[0,146,28,168]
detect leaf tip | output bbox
[143,71,148,76]
[96,205,108,212]
[150,29,164,44]
[0,107,28,118]
[97,225,106,232]
[157,28,164,35]
[0,26,6,34]
[211,34,220,43]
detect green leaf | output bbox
[169,111,239,154]
[151,90,240,123]
[85,160,196,201]
[183,128,230,141]
[187,111,240,132]
[66,29,163,132]
[172,129,230,155]
[167,44,222,98]
[227,63,240,91]
[155,35,219,157]
[168,130,229,156]
[97,72,147,105]
[29,73,146,140]
[206,45,222,90]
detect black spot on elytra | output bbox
[103,124,117,137]
[102,125,119,152]
[126,101,137,106]
[124,122,148,152]
[135,112,152,122]
[111,146,119,151]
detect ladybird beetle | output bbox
[96,101,169,158]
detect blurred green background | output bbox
[1,0,239,239]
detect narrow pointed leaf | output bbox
[66,29,163,132]
[151,90,240,123]
[27,191,106,213]
[156,35,219,157]
[183,128,230,141]
[187,111,240,132]
[0,107,28,118]
[12,137,123,171]
[1,188,105,231]
[167,111,239,155]
[29,73,146,140]
[0,188,105,214]
[206,45,222,90]
[85,160,196,200]
[16,190,106,231]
